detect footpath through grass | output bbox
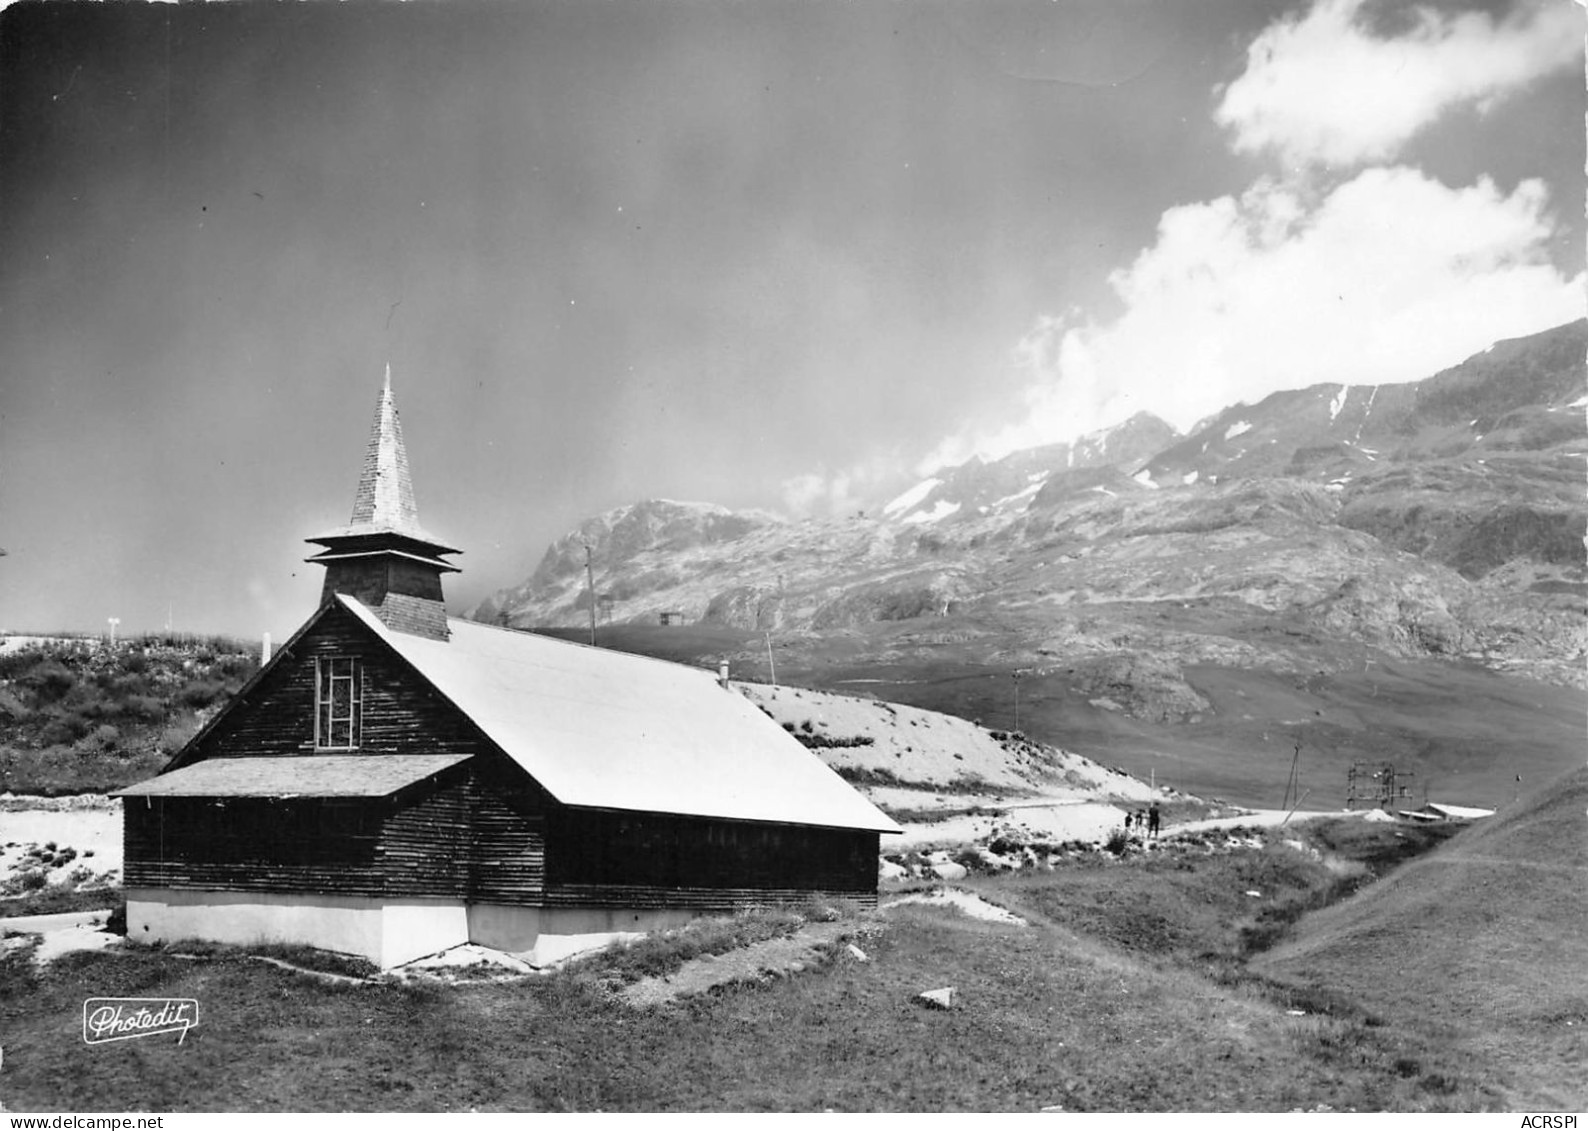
[0,820,1504,1112]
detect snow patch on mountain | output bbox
[1330,386,1350,423]
[990,480,1047,511]
[884,478,941,518]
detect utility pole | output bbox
[765,630,777,686]
[1013,670,1023,732]
[1282,742,1303,811]
[107,617,120,648]
[583,544,597,646]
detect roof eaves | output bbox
[560,800,901,835]
[304,547,462,573]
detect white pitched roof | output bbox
[1423,802,1495,820]
[339,596,899,833]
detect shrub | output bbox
[38,711,92,747]
[179,680,227,709]
[1104,827,1130,856]
[122,694,166,721]
[216,655,258,680]
[951,846,984,872]
[19,869,47,891]
[20,661,77,702]
[158,716,203,757]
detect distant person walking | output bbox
[1123,810,1134,834]
[1148,802,1161,839]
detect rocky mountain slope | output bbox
[469,321,1588,809]
[468,499,779,626]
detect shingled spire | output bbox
[349,364,423,535]
[306,368,461,640]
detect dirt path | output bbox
[1164,809,1348,837]
[617,920,858,1008]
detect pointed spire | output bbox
[349,373,421,535]
[306,367,461,641]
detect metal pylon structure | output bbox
[1346,759,1414,810]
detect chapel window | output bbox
[315,657,361,749]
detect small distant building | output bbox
[658,611,685,626]
[118,372,897,968]
[1398,801,1495,823]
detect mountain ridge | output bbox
[465,321,1587,808]
[473,320,1585,657]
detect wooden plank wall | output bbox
[378,778,470,896]
[124,796,389,895]
[465,765,547,902]
[127,789,882,910]
[125,771,553,902]
[190,604,490,763]
[546,809,880,897]
[542,883,879,914]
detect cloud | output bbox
[808,0,1586,487]
[939,167,1582,460]
[780,454,906,518]
[1216,0,1582,167]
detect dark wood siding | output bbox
[378,778,470,897]
[125,768,551,902]
[466,763,547,902]
[542,884,877,913]
[185,603,491,764]
[544,809,879,908]
[124,796,388,895]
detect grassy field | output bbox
[829,658,1586,812]
[0,817,1544,1112]
[1255,767,1588,1110]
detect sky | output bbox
[0,0,1582,640]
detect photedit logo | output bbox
[82,998,199,1046]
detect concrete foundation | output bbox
[128,889,704,968]
[468,903,698,966]
[126,889,468,968]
